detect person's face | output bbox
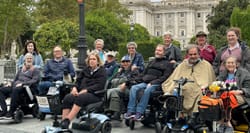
[163,34,172,46]
[127,45,136,55]
[106,55,114,63]
[196,36,206,46]
[25,56,33,67]
[27,43,34,53]
[188,47,200,64]
[121,60,131,70]
[225,57,237,73]
[155,46,165,58]
[53,47,63,59]
[89,55,98,68]
[227,31,238,46]
[95,42,103,51]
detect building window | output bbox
[168,3,171,5]
[180,12,184,17]
[180,30,185,36]
[156,31,161,36]
[197,13,201,18]
[156,14,160,18]
[168,14,171,18]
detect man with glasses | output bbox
[37,46,75,95]
[125,42,144,72]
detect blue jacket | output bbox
[17,52,44,70]
[126,52,144,72]
[44,57,75,81]
[104,60,119,79]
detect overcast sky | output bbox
[151,0,161,2]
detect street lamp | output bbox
[130,23,134,41]
[77,0,87,69]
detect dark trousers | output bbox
[0,86,27,114]
[62,92,101,109]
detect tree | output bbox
[33,19,78,58]
[126,24,150,42]
[207,0,249,49]
[231,6,250,44]
[0,0,34,56]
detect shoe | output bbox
[111,112,121,121]
[134,112,144,121]
[60,118,70,129]
[124,112,134,119]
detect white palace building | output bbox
[119,0,221,49]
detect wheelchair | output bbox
[0,85,39,123]
[124,86,164,131]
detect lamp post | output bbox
[130,23,134,41]
[77,0,87,69]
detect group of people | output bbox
[0,27,249,133]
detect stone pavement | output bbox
[0,115,155,133]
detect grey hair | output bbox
[24,53,33,60]
[126,42,137,49]
[94,39,104,47]
[163,31,173,38]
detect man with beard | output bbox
[124,44,174,121]
[0,53,40,118]
[162,45,215,114]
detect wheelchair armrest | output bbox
[23,85,34,101]
[94,90,106,95]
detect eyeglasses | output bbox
[188,53,198,56]
[128,47,135,49]
[122,60,130,63]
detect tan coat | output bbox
[162,59,215,113]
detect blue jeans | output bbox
[127,83,159,114]
[37,81,53,95]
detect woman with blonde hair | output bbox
[60,52,107,129]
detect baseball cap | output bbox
[196,31,207,37]
[121,55,130,62]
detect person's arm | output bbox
[150,62,174,85]
[34,54,44,69]
[17,55,24,69]
[85,67,107,93]
[22,69,40,86]
[67,59,75,79]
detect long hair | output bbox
[85,51,103,67]
[23,40,39,55]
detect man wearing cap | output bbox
[195,31,216,64]
[105,55,139,120]
[104,51,119,80]
[163,31,182,67]
[125,42,144,72]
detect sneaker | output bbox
[134,112,144,121]
[111,112,122,121]
[60,118,70,129]
[124,112,134,119]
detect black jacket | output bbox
[138,57,174,84]
[76,66,107,97]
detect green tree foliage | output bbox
[0,0,33,56]
[127,24,150,42]
[33,19,78,58]
[207,0,249,49]
[231,6,250,44]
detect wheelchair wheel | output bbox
[101,121,112,133]
[185,128,195,133]
[162,126,170,133]
[38,112,46,120]
[125,119,129,127]
[129,119,135,130]
[14,109,24,123]
[155,121,162,133]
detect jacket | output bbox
[17,52,44,69]
[213,40,250,76]
[76,66,107,97]
[126,52,144,72]
[217,67,250,106]
[165,44,182,65]
[44,57,75,81]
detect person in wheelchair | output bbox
[124,44,174,121]
[60,52,107,129]
[0,53,40,118]
[37,46,75,95]
[105,55,139,120]
[162,45,215,119]
[216,56,250,132]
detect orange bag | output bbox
[220,92,238,109]
[198,96,224,121]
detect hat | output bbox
[196,31,207,37]
[121,55,130,62]
[106,51,117,57]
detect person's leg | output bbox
[135,84,159,120]
[108,88,122,112]
[127,83,147,113]
[9,86,23,115]
[0,86,12,116]
[37,81,53,95]
[62,94,75,119]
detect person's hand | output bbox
[231,90,243,95]
[131,65,138,71]
[170,60,176,64]
[147,83,151,87]
[119,83,126,91]
[79,89,87,94]
[118,68,123,73]
[71,87,78,96]
[16,83,22,87]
